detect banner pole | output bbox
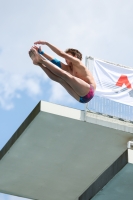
[84,56,89,121]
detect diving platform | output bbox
[0,101,133,200]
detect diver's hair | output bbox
[65,48,82,60]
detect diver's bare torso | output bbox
[63,62,96,90]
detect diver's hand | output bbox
[34,40,47,45]
[33,45,42,52]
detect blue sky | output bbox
[0,0,133,199]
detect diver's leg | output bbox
[39,64,80,101]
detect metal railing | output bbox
[85,56,133,122]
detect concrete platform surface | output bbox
[92,163,133,200]
[0,101,132,200]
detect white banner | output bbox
[91,59,133,106]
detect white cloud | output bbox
[0,193,30,200]
[8,196,30,200]
[7,196,29,200]
[0,69,46,110]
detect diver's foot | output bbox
[29,48,41,65]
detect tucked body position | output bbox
[29,41,96,103]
